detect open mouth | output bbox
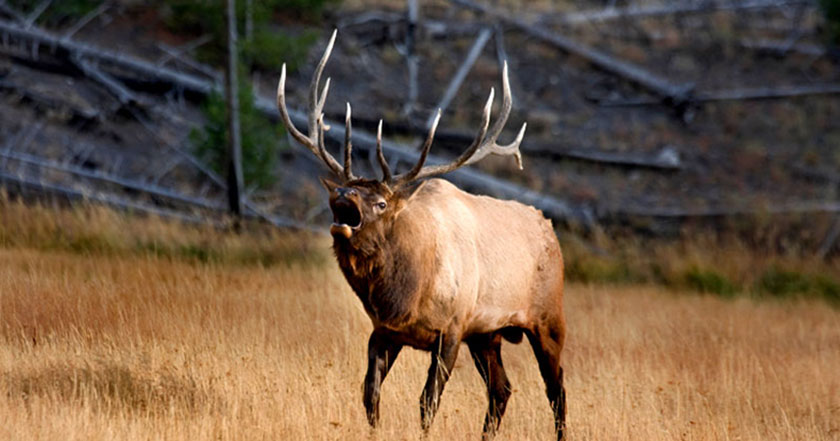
[331,199,362,229]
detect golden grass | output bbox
[1,205,839,440]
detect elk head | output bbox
[276,30,526,246]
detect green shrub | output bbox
[684,267,737,297]
[159,0,331,71]
[242,28,318,73]
[565,257,645,285]
[820,0,840,46]
[813,275,840,304]
[756,266,812,297]
[190,77,283,189]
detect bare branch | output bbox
[23,0,52,29]
[426,27,492,129]
[63,1,110,39]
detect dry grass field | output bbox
[1,202,839,440]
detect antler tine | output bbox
[394,109,441,184]
[463,61,526,170]
[343,102,356,181]
[309,31,336,135]
[276,29,343,177]
[375,120,392,183]
[393,60,526,187]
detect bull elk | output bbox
[277,30,566,440]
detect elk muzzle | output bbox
[329,189,362,239]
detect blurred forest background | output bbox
[1,0,840,303]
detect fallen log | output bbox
[0,170,218,226]
[606,200,840,219]
[603,83,840,107]
[71,53,143,110]
[527,143,682,171]
[0,148,227,211]
[450,0,695,106]
[740,38,827,57]
[543,0,813,26]
[0,19,594,226]
[0,19,214,96]
[327,113,682,172]
[0,78,101,123]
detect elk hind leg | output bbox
[419,333,461,432]
[467,332,512,440]
[364,330,402,427]
[527,324,566,441]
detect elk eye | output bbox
[376,201,387,210]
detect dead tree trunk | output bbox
[427,27,492,129]
[224,0,244,218]
[402,0,419,117]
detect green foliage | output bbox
[820,0,840,46]
[190,77,283,189]
[564,257,645,285]
[756,266,813,297]
[814,275,840,304]
[159,0,333,72]
[684,267,737,297]
[754,266,840,302]
[242,28,318,73]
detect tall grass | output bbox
[560,227,840,304]
[0,193,326,267]
[1,201,839,440]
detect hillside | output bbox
[1,0,839,241]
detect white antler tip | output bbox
[431,109,442,129]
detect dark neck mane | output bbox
[332,233,420,325]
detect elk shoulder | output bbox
[393,179,564,339]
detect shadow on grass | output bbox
[4,364,221,415]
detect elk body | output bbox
[277,31,566,440]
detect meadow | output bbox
[1,200,839,440]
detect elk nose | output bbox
[337,188,357,198]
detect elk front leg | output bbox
[419,332,461,432]
[363,330,402,427]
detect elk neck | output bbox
[331,218,425,326]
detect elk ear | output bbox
[320,177,341,193]
[391,181,428,219]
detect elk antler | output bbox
[277,30,356,180]
[375,120,392,182]
[392,61,526,187]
